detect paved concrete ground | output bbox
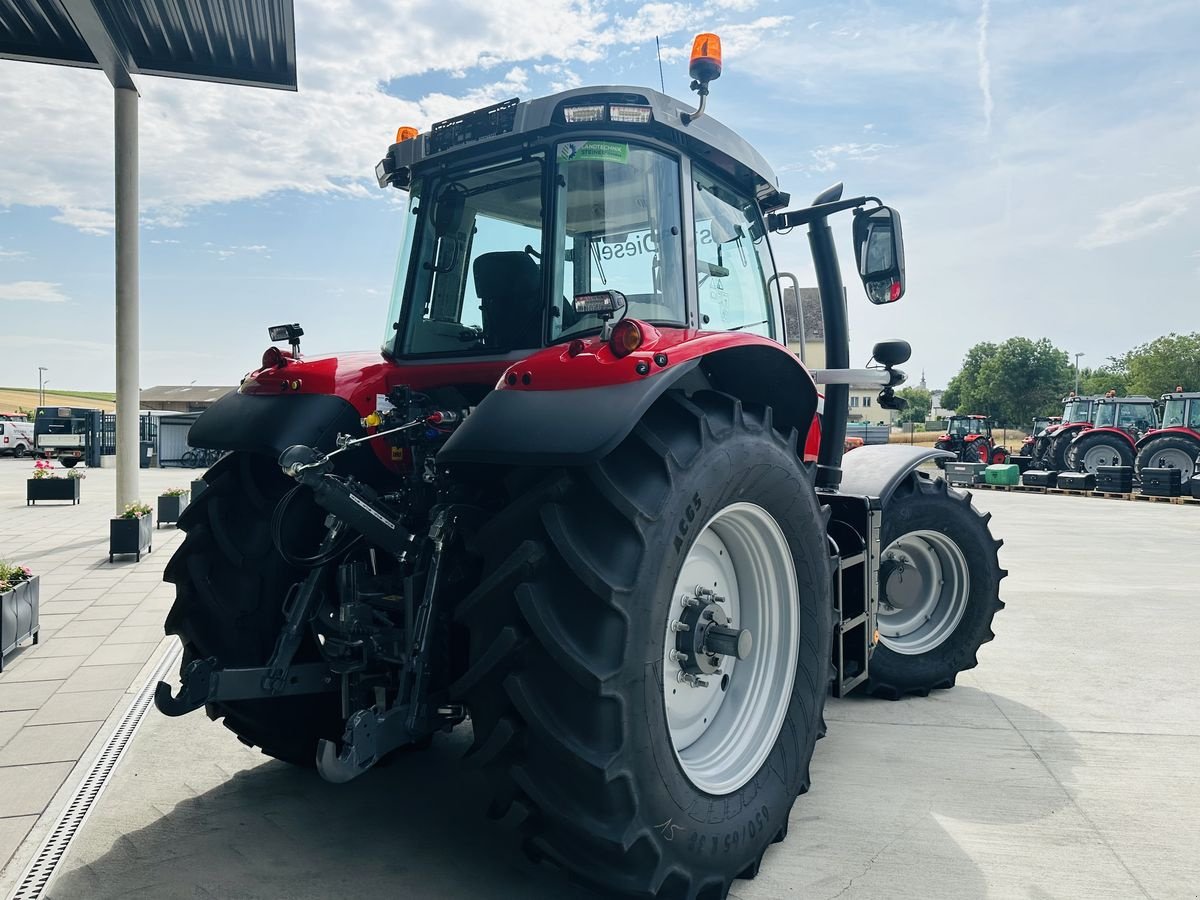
[6,473,1200,898]
[0,457,193,885]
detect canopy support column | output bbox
[114,85,139,515]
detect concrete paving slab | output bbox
[26,636,106,659]
[0,721,103,767]
[106,626,167,645]
[83,642,160,667]
[0,681,62,713]
[73,604,138,621]
[25,690,126,727]
[0,710,33,748]
[0,656,89,683]
[52,620,121,639]
[0,762,74,817]
[0,818,36,874]
[58,663,145,693]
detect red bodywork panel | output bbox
[1080,426,1138,448]
[1135,426,1200,450]
[240,324,820,468]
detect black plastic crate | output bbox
[1140,467,1182,497]
[1191,475,1200,500]
[1008,455,1033,473]
[1057,471,1096,491]
[1022,470,1057,488]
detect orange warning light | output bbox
[395,126,419,142]
[689,33,722,84]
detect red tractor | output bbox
[1064,395,1158,473]
[934,414,1008,466]
[155,41,1004,899]
[1136,391,1200,481]
[1029,395,1101,470]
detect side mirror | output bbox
[853,206,905,304]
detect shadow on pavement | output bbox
[48,693,1081,900]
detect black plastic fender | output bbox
[188,390,363,457]
[437,345,820,467]
[839,444,954,505]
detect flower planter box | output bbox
[110,513,153,563]
[26,478,80,505]
[157,492,190,528]
[1,576,39,672]
[190,479,208,503]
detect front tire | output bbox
[865,475,1004,699]
[454,390,833,899]
[13,444,26,458]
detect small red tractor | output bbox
[1063,395,1158,473]
[1029,395,1100,470]
[933,414,1008,467]
[155,38,1004,899]
[1135,391,1200,481]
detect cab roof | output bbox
[381,85,786,210]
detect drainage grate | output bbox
[8,642,182,900]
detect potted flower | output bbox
[26,459,83,505]
[157,487,190,528]
[110,501,154,563]
[1,561,39,672]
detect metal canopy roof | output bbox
[0,0,296,90]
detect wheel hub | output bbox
[671,588,753,683]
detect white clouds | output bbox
[0,245,28,259]
[785,142,893,175]
[976,0,993,136]
[0,281,69,303]
[1079,187,1200,250]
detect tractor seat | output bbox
[473,251,544,352]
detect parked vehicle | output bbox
[1030,396,1101,470]
[33,406,99,466]
[934,414,1009,466]
[1064,395,1158,473]
[1135,391,1200,481]
[1018,415,1061,458]
[0,420,35,457]
[155,42,1005,899]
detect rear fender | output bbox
[839,444,954,506]
[1076,426,1137,447]
[188,390,364,458]
[437,344,819,467]
[1135,427,1200,451]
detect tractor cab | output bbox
[1032,415,1060,436]
[1092,395,1158,438]
[943,414,990,441]
[1159,391,1200,431]
[1058,396,1101,428]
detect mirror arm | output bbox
[767,196,878,232]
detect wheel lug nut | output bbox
[669,620,690,632]
[669,649,688,663]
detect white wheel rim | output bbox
[1082,443,1125,473]
[663,502,799,796]
[877,530,970,656]
[1148,448,1196,479]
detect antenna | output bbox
[655,35,666,92]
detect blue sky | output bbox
[1,0,1198,392]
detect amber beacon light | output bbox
[395,126,419,142]
[689,33,722,84]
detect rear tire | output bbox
[162,452,343,766]
[61,457,78,468]
[1067,432,1134,474]
[1136,434,1200,482]
[13,444,26,458]
[454,390,833,899]
[933,440,952,468]
[1044,431,1076,471]
[864,475,1004,699]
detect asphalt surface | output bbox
[3,473,1198,899]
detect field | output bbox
[889,427,1029,446]
[0,387,116,413]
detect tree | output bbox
[894,386,931,424]
[1078,364,1128,397]
[943,338,1073,427]
[1115,333,1200,396]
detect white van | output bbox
[0,420,35,457]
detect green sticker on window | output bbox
[559,141,629,164]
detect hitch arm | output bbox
[155,658,335,717]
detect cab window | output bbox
[552,142,685,339]
[691,169,774,338]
